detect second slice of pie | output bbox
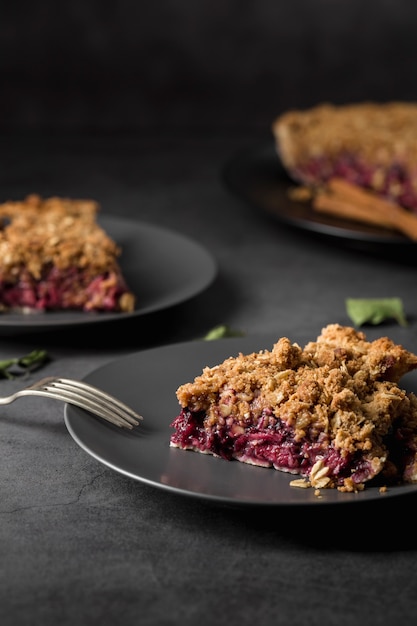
[0,194,135,314]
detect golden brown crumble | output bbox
[176,324,417,491]
[272,101,417,173]
[0,194,123,281]
[287,186,314,202]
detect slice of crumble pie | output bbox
[0,194,135,313]
[170,324,417,492]
[272,102,417,214]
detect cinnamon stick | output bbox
[313,178,417,241]
[314,192,395,230]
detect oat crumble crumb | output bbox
[289,478,311,489]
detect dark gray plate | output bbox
[0,216,217,333]
[64,334,417,507]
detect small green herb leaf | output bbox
[0,349,50,379]
[346,298,407,327]
[203,325,245,341]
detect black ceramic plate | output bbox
[223,141,416,247]
[64,333,417,507]
[0,216,217,333]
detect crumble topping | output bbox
[172,324,417,492]
[0,194,122,280]
[273,101,417,171]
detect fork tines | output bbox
[43,377,143,429]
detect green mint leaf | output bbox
[346,298,407,327]
[203,325,245,341]
[17,349,50,370]
[0,358,20,379]
[0,349,51,379]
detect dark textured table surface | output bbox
[1,129,417,626]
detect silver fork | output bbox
[0,376,142,429]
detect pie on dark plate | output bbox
[170,324,417,492]
[272,102,417,214]
[0,194,135,313]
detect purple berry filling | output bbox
[0,266,129,312]
[292,152,417,213]
[170,408,376,487]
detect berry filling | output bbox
[170,407,377,488]
[0,265,131,312]
[292,152,417,213]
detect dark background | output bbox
[1,0,417,133]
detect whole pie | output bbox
[0,194,135,313]
[272,102,417,213]
[170,324,417,492]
